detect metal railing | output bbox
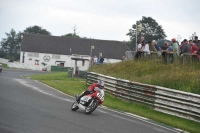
[86,72,200,122]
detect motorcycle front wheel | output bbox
[85,98,99,114]
[71,101,79,111]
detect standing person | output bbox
[159,42,174,63]
[193,36,200,49]
[167,43,173,63]
[141,42,145,51]
[179,41,184,55]
[181,39,191,55]
[141,36,145,44]
[149,41,157,52]
[100,56,104,64]
[152,40,159,51]
[135,41,142,59]
[190,40,198,54]
[93,56,98,65]
[122,55,126,61]
[97,58,100,65]
[190,40,199,59]
[143,41,150,55]
[170,38,179,62]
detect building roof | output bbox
[21,34,130,59]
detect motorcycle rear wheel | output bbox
[71,101,79,111]
[85,98,99,114]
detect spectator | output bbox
[159,42,167,57]
[193,36,200,49]
[170,38,179,62]
[152,40,159,51]
[190,40,199,59]
[97,58,100,65]
[160,42,173,62]
[179,41,184,55]
[100,56,104,64]
[93,56,98,65]
[141,36,145,45]
[149,41,157,52]
[135,41,142,59]
[167,43,173,63]
[181,39,191,55]
[143,41,150,55]
[122,55,127,61]
[141,41,145,52]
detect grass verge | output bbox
[29,72,200,133]
[0,63,8,68]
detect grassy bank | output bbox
[29,72,200,133]
[88,59,200,94]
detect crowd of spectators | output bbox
[134,36,200,63]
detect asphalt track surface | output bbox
[0,68,182,133]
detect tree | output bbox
[62,33,80,38]
[62,25,80,38]
[23,25,51,35]
[126,16,167,50]
[0,29,22,60]
[124,40,134,51]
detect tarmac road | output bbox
[0,68,182,133]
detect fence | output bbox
[127,51,200,64]
[86,72,200,123]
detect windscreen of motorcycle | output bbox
[80,96,92,102]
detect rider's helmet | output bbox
[97,80,105,89]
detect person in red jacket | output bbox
[190,40,199,54]
[189,40,199,59]
[76,80,105,103]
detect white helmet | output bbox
[98,80,105,89]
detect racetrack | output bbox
[0,69,181,133]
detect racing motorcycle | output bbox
[71,87,104,114]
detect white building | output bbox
[20,34,130,72]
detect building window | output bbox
[52,54,60,59]
[28,53,33,57]
[28,52,39,57]
[34,53,39,57]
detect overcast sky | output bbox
[0,0,200,42]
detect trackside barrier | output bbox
[86,72,200,123]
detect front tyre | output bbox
[71,101,79,111]
[85,98,99,114]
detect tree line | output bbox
[126,16,167,51]
[0,25,81,61]
[0,16,167,61]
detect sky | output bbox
[0,0,200,43]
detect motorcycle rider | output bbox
[76,80,105,103]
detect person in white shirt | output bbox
[143,41,150,55]
[93,56,98,65]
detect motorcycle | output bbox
[71,87,104,114]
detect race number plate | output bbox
[97,93,104,100]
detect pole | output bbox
[90,46,92,57]
[135,24,137,51]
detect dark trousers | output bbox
[135,51,142,59]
